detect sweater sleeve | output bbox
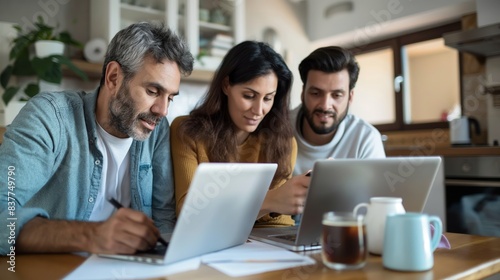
[170,116,204,216]
[255,138,297,227]
[291,137,298,173]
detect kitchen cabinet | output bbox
[89,0,244,71]
[90,0,177,43]
[385,146,500,157]
[182,0,245,70]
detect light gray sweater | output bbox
[290,106,386,175]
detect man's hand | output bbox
[91,208,160,254]
[260,172,310,216]
[16,210,161,254]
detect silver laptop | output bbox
[250,157,442,251]
[99,162,277,264]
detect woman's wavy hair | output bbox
[180,40,294,185]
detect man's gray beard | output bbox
[108,84,153,141]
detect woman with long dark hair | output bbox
[170,41,310,226]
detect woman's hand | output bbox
[260,171,311,216]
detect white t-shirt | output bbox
[290,106,386,175]
[89,123,133,221]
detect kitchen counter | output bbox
[385,145,500,157]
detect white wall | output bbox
[0,0,89,49]
[309,0,476,48]
[167,82,208,124]
[245,0,312,109]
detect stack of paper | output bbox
[63,255,200,280]
[63,240,315,279]
[202,240,315,277]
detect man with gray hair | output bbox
[0,22,194,255]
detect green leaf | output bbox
[12,49,35,76]
[10,35,33,60]
[33,16,54,40]
[13,25,22,33]
[31,56,52,71]
[57,31,83,48]
[53,55,88,81]
[24,83,40,98]
[31,56,62,84]
[1,65,13,89]
[2,86,19,106]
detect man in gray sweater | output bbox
[290,46,386,175]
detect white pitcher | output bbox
[353,197,405,255]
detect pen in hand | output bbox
[107,197,169,247]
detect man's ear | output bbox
[348,89,354,105]
[104,61,122,94]
[300,85,305,104]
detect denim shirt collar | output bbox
[83,87,100,147]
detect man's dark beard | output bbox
[303,105,349,135]
[109,83,160,141]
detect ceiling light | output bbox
[324,1,354,18]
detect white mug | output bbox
[353,197,405,255]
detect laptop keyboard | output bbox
[252,226,321,249]
[273,234,297,242]
[271,234,321,249]
[138,243,168,255]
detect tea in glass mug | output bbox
[321,212,368,270]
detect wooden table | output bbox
[1,233,499,280]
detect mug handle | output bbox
[428,215,442,252]
[353,203,369,216]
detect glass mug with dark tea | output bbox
[321,212,368,270]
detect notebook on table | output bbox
[99,162,277,264]
[250,157,442,251]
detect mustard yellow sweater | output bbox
[170,116,297,227]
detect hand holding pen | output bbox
[88,201,162,254]
[107,198,169,247]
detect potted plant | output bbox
[0,16,88,106]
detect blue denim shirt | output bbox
[0,89,176,255]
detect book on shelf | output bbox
[212,33,234,44]
[209,40,233,50]
[199,33,235,58]
[206,47,229,57]
[195,55,223,70]
[200,35,234,49]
